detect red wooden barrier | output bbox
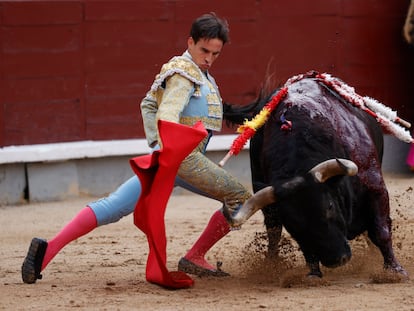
[1,0,413,147]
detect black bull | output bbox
[222,75,408,278]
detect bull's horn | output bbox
[309,158,358,183]
[223,186,276,228]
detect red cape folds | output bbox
[130,120,207,289]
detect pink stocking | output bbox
[184,210,230,270]
[41,206,97,270]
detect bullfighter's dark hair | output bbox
[190,12,230,44]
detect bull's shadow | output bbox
[222,71,409,280]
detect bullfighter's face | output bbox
[187,37,223,72]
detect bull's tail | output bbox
[223,101,261,126]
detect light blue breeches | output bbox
[88,175,216,226]
[88,175,140,226]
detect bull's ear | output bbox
[275,176,307,198]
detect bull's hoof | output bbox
[307,271,323,278]
[385,264,409,279]
[280,270,327,288]
[386,262,408,275]
[307,261,323,278]
[369,263,409,283]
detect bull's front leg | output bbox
[367,189,408,278]
[304,253,323,278]
[262,204,282,259]
[368,217,408,277]
[266,226,282,258]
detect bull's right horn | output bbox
[309,158,358,183]
[223,186,276,228]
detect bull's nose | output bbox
[323,253,351,268]
[339,253,351,265]
[322,250,352,268]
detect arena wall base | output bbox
[0,163,26,205]
[0,135,412,206]
[27,161,80,202]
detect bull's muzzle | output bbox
[223,158,358,228]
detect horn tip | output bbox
[336,158,358,176]
[313,171,323,183]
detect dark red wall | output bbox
[1,0,413,147]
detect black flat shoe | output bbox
[178,257,230,277]
[21,238,48,284]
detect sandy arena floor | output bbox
[1,173,414,310]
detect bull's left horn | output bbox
[309,158,358,183]
[223,186,276,227]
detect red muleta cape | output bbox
[130,120,207,289]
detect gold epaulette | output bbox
[147,56,205,100]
